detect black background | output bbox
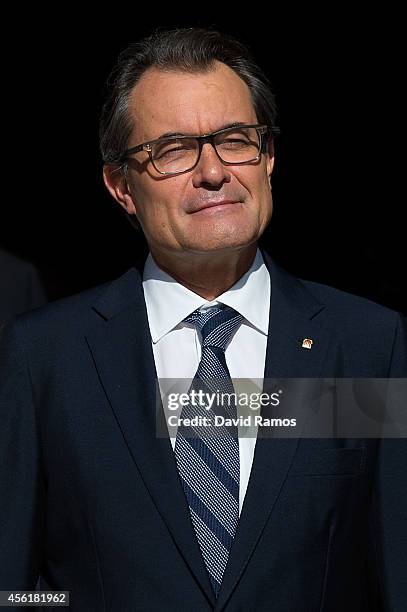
[1,9,405,312]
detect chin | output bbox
[184,230,259,253]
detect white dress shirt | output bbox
[142,248,271,515]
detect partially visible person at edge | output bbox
[0,248,46,323]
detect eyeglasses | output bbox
[120,124,278,176]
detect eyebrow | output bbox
[157,122,247,140]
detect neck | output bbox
[150,243,258,301]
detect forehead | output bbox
[128,61,257,142]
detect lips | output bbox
[191,200,240,213]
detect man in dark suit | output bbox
[0,249,46,323]
[0,28,406,611]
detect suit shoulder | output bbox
[301,278,398,314]
[299,277,401,331]
[9,265,143,336]
[26,284,107,319]
[263,251,402,328]
[6,277,114,341]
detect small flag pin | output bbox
[301,338,313,350]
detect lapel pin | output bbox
[301,338,313,350]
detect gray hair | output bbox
[99,27,278,165]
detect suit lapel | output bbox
[215,251,337,611]
[85,267,216,608]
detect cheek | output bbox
[142,205,172,241]
[237,169,272,214]
[133,180,186,239]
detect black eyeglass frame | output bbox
[120,123,279,176]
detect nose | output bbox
[191,141,232,188]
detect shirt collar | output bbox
[142,248,270,343]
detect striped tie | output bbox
[174,304,243,596]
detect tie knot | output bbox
[184,304,243,351]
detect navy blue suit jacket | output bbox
[1,251,406,611]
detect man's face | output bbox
[105,61,274,256]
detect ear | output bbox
[103,165,137,215]
[266,139,275,179]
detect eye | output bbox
[221,138,251,147]
[217,128,258,149]
[154,139,196,159]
